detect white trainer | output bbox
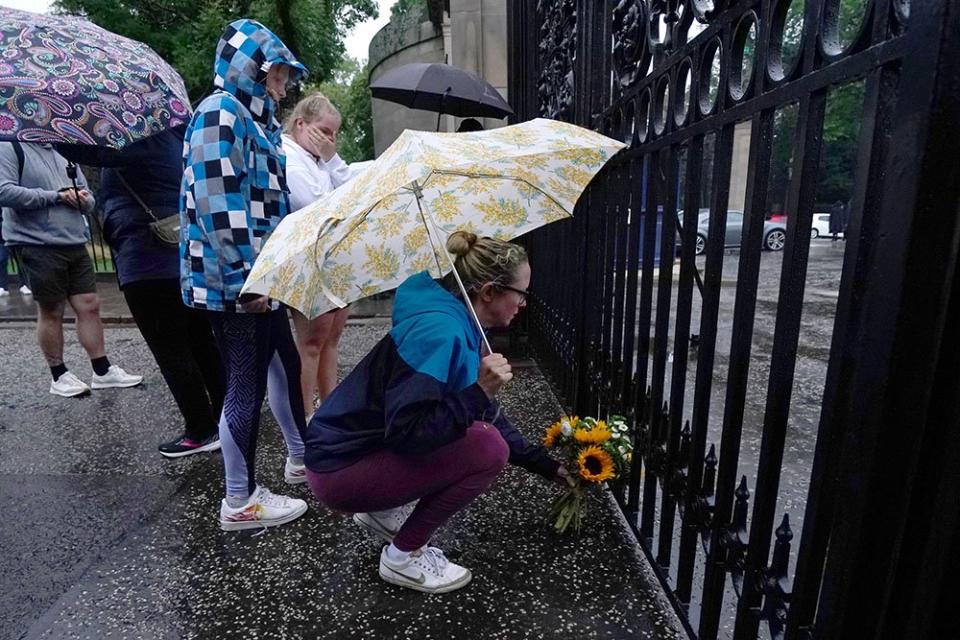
[0,288,8,297]
[378,545,472,594]
[354,502,418,542]
[90,365,143,389]
[19,285,31,295]
[219,485,308,531]
[284,458,306,484]
[50,371,91,397]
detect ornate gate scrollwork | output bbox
[536,0,576,120]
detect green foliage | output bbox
[766,79,865,213]
[390,0,427,21]
[766,0,868,209]
[52,0,378,102]
[309,56,374,163]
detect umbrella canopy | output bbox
[243,118,625,327]
[369,62,513,119]
[0,7,191,150]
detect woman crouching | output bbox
[302,231,567,593]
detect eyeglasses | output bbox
[497,284,531,303]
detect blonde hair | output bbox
[283,92,341,133]
[443,230,528,297]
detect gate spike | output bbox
[771,513,793,577]
[733,475,751,533]
[702,444,717,498]
[678,421,692,466]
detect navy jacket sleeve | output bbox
[489,404,561,479]
[382,333,492,455]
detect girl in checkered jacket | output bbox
[179,18,311,531]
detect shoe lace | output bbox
[413,547,449,576]
[257,488,289,508]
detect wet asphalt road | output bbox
[0,320,681,640]
[642,238,846,635]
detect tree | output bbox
[309,56,375,163]
[390,0,427,21]
[52,0,378,102]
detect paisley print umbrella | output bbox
[0,6,191,150]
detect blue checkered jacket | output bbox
[179,19,307,312]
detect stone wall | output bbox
[369,5,445,156]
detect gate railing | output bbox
[509,0,960,638]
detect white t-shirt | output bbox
[282,134,366,212]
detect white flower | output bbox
[560,420,573,437]
[618,446,627,455]
[612,432,621,439]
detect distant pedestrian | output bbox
[456,118,484,132]
[303,232,567,593]
[0,208,31,296]
[60,128,227,458]
[0,141,142,397]
[282,92,364,418]
[181,19,310,531]
[829,200,845,241]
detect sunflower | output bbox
[543,421,563,447]
[574,419,611,444]
[577,445,616,483]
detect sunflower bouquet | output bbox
[543,415,633,534]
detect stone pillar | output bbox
[728,120,752,211]
[449,0,509,130]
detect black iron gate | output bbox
[508,0,960,638]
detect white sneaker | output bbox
[0,288,8,297]
[19,285,31,295]
[378,545,472,594]
[219,485,308,531]
[90,365,143,389]
[354,502,418,542]
[50,371,91,397]
[284,458,306,484]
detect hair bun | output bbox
[446,230,478,257]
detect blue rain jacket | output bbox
[303,272,559,479]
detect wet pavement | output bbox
[0,320,681,639]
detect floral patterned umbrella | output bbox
[243,118,625,340]
[0,7,191,149]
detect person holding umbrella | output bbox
[303,231,568,593]
[181,19,310,530]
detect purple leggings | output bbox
[307,422,509,551]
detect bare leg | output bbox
[68,292,106,359]
[293,310,335,417]
[317,307,349,401]
[36,301,66,366]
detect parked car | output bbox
[680,209,787,255]
[811,213,841,238]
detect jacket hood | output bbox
[393,272,483,349]
[213,19,307,125]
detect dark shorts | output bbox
[13,245,97,305]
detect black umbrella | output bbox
[369,62,513,130]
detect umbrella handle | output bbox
[436,88,451,132]
[414,186,494,355]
